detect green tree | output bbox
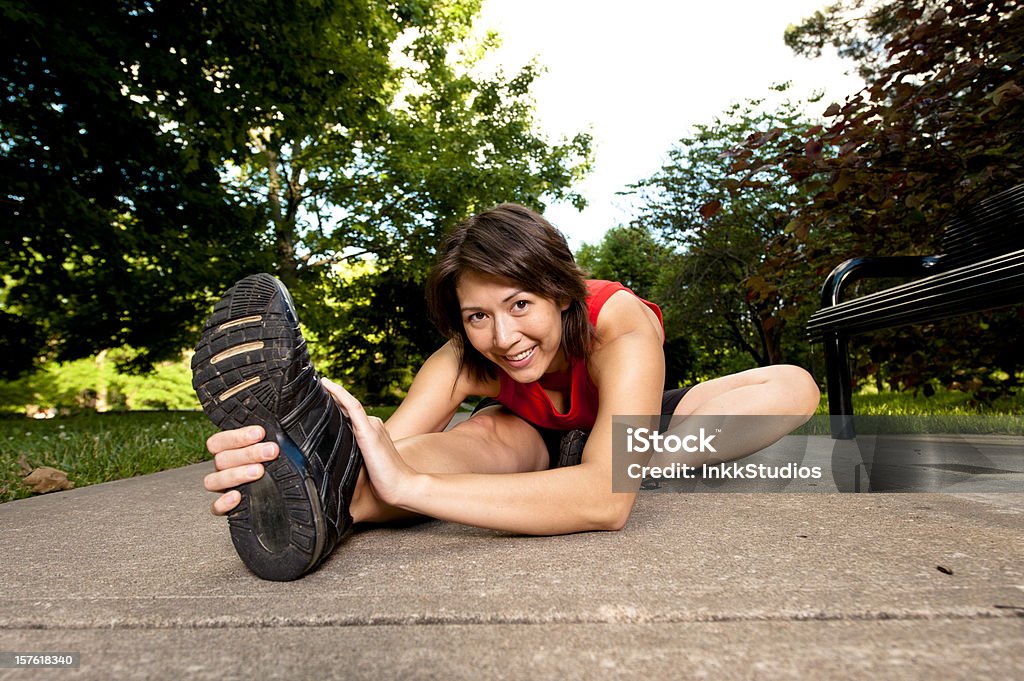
[1,0,271,377]
[576,225,671,301]
[303,16,591,402]
[1,0,591,394]
[629,88,823,381]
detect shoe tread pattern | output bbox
[191,274,361,580]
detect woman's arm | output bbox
[328,292,666,535]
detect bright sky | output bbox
[474,0,864,249]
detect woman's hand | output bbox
[202,426,279,516]
[201,377,418,516]
[322,377,420,509]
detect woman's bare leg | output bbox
[657,365,820,467]
[676,365,820,417]
[349,405,549,524]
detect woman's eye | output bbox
[467,312,486,323]
[513,300,529,311]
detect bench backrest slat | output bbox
[940,184,1024,269]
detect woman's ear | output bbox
[559,298,571,312]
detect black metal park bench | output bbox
[807,184,1024,438]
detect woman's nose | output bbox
[492,315,521,348]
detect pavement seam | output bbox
[2,608,1021,629]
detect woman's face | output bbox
[456,270,569,383]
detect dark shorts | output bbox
[471,387,692,468]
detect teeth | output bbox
[507,348,534,362]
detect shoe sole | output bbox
[191,274,329,581]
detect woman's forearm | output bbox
[395,465,634,535]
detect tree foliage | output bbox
[306,18,591,402]
[770,0,1023,246]
[629,89,823,381]
[576,225,671,302]
[749,0,1024,398]
[784,0,945,80]
[1,0,591,396]
[1,0,272,377]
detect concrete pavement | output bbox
[1,437,1022,680]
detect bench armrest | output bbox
[821,255,944,308]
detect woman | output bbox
[195,204,820,580]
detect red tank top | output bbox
[495,280,663,431]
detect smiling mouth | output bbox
[505,347,536,363]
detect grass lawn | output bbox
[816,387,1024,416]
[0,406,397,504]
[802,386,1024,435]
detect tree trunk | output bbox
[95,349,109,412]
[261,141,299,288]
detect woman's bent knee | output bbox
[772,364,821,416]
[454,411,549,472]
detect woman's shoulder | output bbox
[590,286,665,347]
[584,279,624,304]
[585,289,667,392]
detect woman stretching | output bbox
[192,204,820,580]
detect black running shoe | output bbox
[556,430,588,468]
[191,273,362,581]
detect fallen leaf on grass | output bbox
[22,467,75,494]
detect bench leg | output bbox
[824,333,855,439]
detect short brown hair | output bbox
[426,204,594,382]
